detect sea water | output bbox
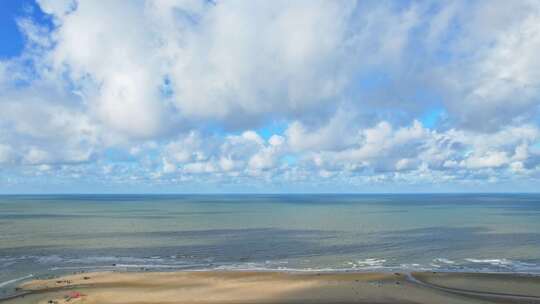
[1,194,540,296]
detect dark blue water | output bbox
[1,194,540,297]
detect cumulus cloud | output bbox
[160,130,286,178]
[435,0,540,130]
[1,0,540,191]
[29,0,368,136]
[288,118,539,182]
[166,1,359,124]
[0,144,15,164]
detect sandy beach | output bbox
[2,271,540,304]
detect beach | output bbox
[2,271,540,304]
[2,195,540,303]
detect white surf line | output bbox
[405,273,540,302]
[0,274,33,288]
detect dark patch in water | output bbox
[3,226,540,266]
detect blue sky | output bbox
[0,1,29,58]
[1,0,540,193]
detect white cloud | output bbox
[322,120,428,167]
[437,0,540,130]
[23,147,50,165]
[0,88,98,167]
[2,1,540,191]
[461,151,509,169]
[28,0,368,138]
[45,1,169,138]
[286,109,359,152]
[289,117,539,180]
[0,144,15,164]
[162,158,176,174]
[164,131,209,164]
[36,0,76,16]
[166,0,358,124]
[160,129,286,177]
[182,162,217,174]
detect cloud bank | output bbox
[1,0,540,192]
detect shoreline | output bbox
[2,270,540,304]
[3,267,540,294]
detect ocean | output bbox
[1,194,540,297]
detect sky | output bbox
[1,0,540,193]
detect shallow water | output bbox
[1,194,540,297]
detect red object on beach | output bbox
[68,291,83,298]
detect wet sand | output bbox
[2,271,540,304]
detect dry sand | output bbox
[2,271,540,304]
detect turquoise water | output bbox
[1,194,540,296]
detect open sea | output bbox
[1,194,540,297]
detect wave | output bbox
[211,263,356,273]
[3,255,540,278]
[49,263,210,271]
[3,255,188,266]
[465,258,514,266]
[346,258,387,269]
[433,258,455,265]
[0,274,33,288]
[463,258,540,272]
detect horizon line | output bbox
[1,192,539,196]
